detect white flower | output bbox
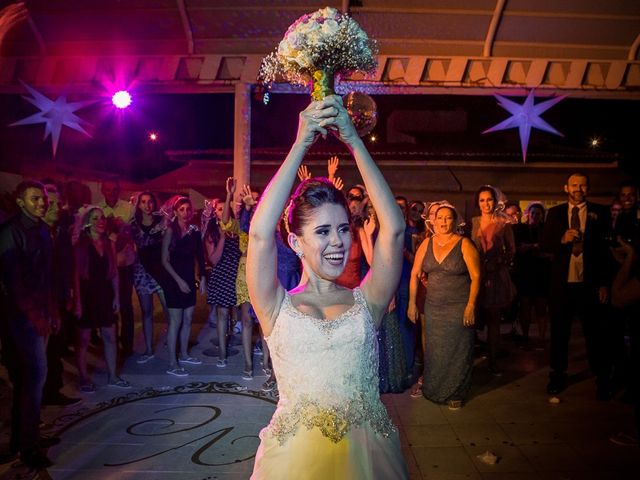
[320,18,339,36]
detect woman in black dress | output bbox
[74,206,130,392]
[160,196,206,377]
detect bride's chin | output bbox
[309,265,346,281]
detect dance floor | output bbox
[1,311,638,480]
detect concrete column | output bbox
[233,82,252,187]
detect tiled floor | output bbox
[0,307,637,479]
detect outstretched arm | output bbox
[222,177,235,225]
[318,95,405,327]
[247,101,330,336]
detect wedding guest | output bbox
[129,191,169,364]
[409,204,480,409]
[396,199,425,378]
[609,239,640,447]
[41,184,80,406]
[160,196,206,376]
[221,178,254,380]
[99,179,136,358]
[471,185,516,376]
[0,180,60,469]
[541,173,610,397]
[206,186,242,370]
[73,206,130,392]
[512,202,550,345]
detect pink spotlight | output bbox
[148,132,158,142]
[112,90,132,109]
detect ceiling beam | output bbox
[483,0,507,58]
[1,54,638,99]
[176,0,194,55]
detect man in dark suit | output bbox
[542,172,610,397]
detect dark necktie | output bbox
[571,206,583,256]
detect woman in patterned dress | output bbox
[129,191,169,364]
[206,181,242,369]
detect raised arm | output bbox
[222,177,235,225]
[247,101,330,335]
[319,95,405,326]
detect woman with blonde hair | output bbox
[74,206,130,392]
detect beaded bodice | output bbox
[263,287,395,445]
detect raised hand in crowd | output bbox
[240,184,257,209]
[327,156,340,181]
[332,176,344,191]
[297,164,312,182]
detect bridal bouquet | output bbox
[259,7,378,100]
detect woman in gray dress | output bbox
[408,204,481,409]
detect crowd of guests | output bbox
[0,168,638,467]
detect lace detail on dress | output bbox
[269,392,395,445]
[281,293,361,336]
[263,287,397,445]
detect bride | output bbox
[247,95,409,479]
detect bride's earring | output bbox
[296,251,304,258]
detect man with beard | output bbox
[542,173,610,397]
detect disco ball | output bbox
[343,92,377,137]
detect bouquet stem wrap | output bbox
[311,69,335,101]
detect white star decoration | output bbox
[483,90,565,163]
[10,82,93,157]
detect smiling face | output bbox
[619,186,637,211]
[434,207,456,235]
[18,187,48,220]
[290,203,352,281]
[87,208,106,236]
[478,190,495,215]
[138,194,156,216]
[564,174,589,205]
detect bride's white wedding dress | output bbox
[251,287,408,479]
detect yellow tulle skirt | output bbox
[251,424,408,479]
